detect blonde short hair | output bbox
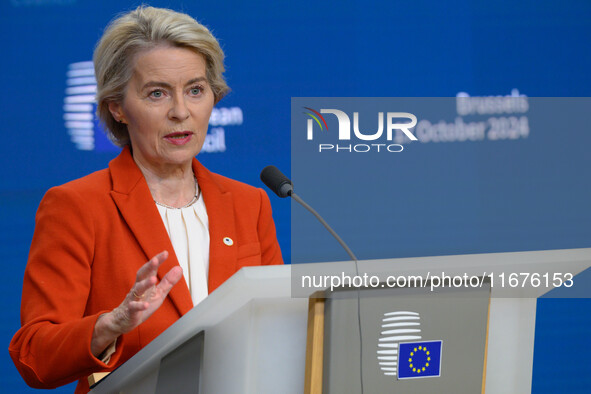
[93,6,229,146]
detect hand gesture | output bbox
[91,251,183,357]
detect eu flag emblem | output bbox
[398,340,442,379]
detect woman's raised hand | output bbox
[91,251,183,357]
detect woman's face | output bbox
[109,45,215,174]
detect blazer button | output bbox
[223,237,234,246]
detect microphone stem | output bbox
[291,192,358,263]
[291,191,365,393]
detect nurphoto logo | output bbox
[304,107,418,153]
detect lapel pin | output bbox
[223,237,234,246]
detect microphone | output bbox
[260,165,293,198]
[260,166,357,261]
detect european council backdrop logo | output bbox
[63,61,104,151]
[398,340,442,379]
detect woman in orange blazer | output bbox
[9,6,283,393]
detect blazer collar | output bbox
[108,147,193,316]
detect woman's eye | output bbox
[150,90,163,98]
[190,87,202,95]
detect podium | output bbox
[90,248,591,393]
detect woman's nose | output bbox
[168,96,190,121]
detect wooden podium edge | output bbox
[304,295,325,394]
[481,289,492,394]
[88,371,110,387]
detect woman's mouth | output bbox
[164,132,193,145]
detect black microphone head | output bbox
[260,166,293,198]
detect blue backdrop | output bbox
[1,0,589,392]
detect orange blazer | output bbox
[9,147,283,393]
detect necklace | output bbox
[154,177,200,209]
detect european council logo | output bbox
[63,61,119,152]
[63,61,102,151]
[398,340,442,379]
[377,311,422,377]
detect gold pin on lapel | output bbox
[223,237,234,246]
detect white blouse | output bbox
[155,189,210,306]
